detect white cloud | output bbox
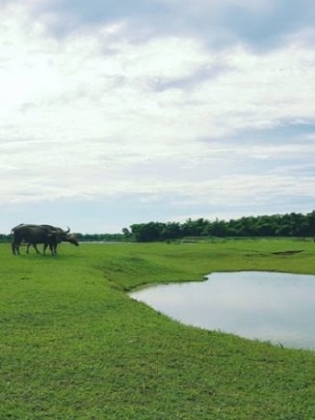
[0,3,315,231]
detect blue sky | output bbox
[1,0,315,234]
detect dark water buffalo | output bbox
[26,224,79,255]
[11,224,79,255]
[11,224,58,255]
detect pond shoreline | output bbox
[130,271,315,351]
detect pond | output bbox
[129,271,315,351]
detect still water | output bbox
[130,272,315,350]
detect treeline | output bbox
[123,211,315,242]
[1,211,315,243]
[0,232,124,243]
[74,233,124,242]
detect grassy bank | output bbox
[1,239,315,419]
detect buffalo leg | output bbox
[43,242,56,256]
[32,244,41,254]
[11,241,20,255]
[43,243,49,255]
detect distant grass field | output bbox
[1,238,315,419]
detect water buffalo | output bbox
[11,224,58,255]
[34,224,79,255]
[11,224,79,255]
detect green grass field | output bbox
[1,239,315,419]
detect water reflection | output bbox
[130,272,315,350]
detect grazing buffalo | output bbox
[27,225,79,255]
[11,224,58,255]
[11,224,79,255]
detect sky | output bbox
[1,0,315,234]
